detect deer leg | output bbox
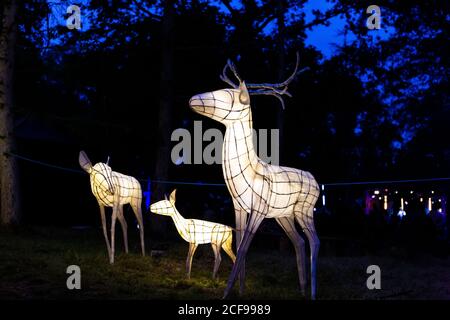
[295,207,320,300]
[222,234,236,263]
[110,203,119,264]
[211,243,222,279]
[131,200,145,257]
[117,206,128,254]
[233,203,247,295]
[99,204,112,261]
[186,243,198,279]
[223,212,264,299]
[276,216,307,296]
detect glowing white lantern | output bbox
[321,185,326,206]
[189,55,320,299]
[150,189,236,279]
[79,151,145,264]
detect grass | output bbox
[1,226,450,300]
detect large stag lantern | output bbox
[189,54,320,299]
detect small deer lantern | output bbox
[79,151,145,264]
[150,189,236,279]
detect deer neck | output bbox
[222,111,259,187]
[170,209,190,241]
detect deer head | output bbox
[150,189,177,217]
[189,53,306,125]
[79,151,116,196]
[189,81,251,125]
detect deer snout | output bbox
[189,92,216,112]
[189,94,204,110]
[149,204,158,213]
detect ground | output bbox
[1,226,450,300]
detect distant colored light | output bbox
[371,195,376,199]
[431,191,435,194]
[428,198,432,211]
[395,191,398,194]
[405,201,408,205]
[438,208,443,213]
[401,198,404,210]
[420,197,423,202]
[378,196,382,200]
[410,191,414,194]
[438,199,442,202]
[374,190,380,195]
[321,184,325,191]
[398,210,406,218]
[383,195,388,210]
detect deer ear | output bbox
[239,81,250,105]
[79,151,92,173]
[169,189,177,204]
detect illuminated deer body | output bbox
[189,55,320,299]
[79,151,145,264]
[150,189,236,279]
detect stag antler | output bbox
[220,59,241,89]
[220,52,309,109]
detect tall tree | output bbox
[331,0,449,175]
[275,0,287,163]
[0,0,20,226]
[152,0,175,235]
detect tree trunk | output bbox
[152,0,175,236]
[276,0,286,165]
[0,0,20,226]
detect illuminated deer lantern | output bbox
[150,189,236,279]
[79,151,145,264]
[189,54,320,299]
